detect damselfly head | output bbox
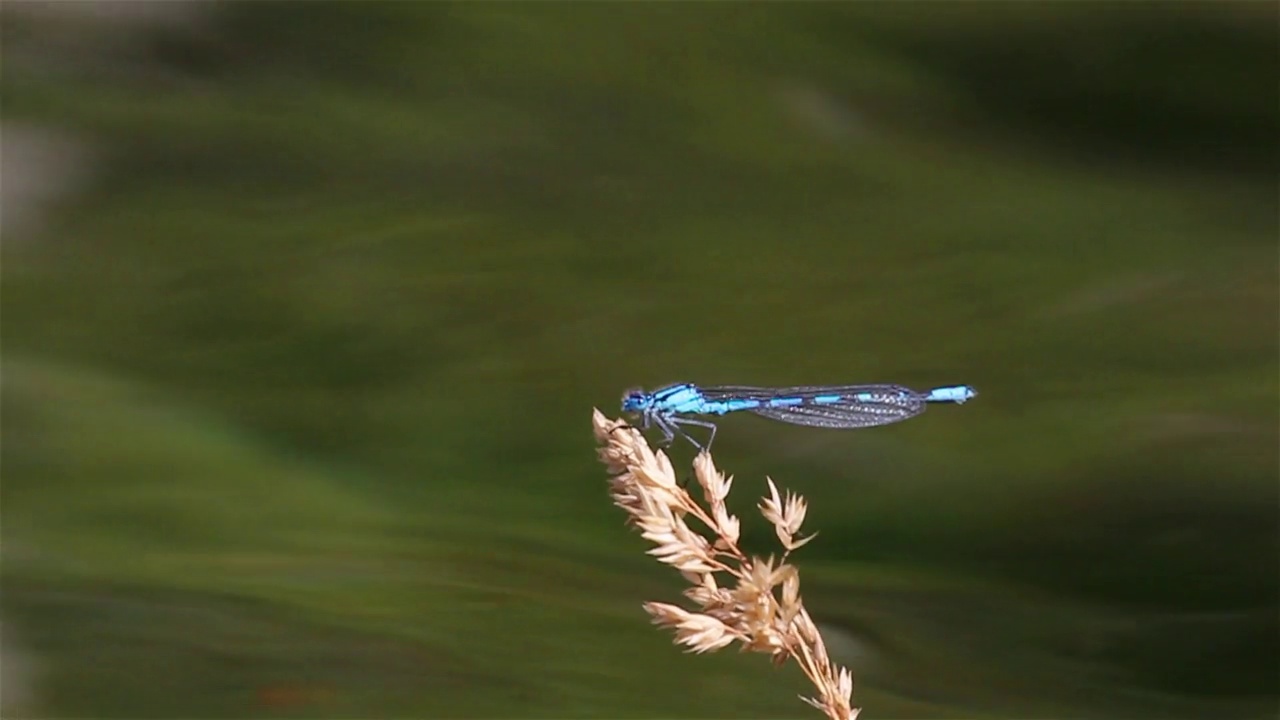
[620,387,649,413]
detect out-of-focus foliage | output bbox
[2,2,1276,717]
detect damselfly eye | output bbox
[620,388,647,412]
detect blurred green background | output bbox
[2,2,1277,718]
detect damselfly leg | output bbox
[669,416,718,452]
[609,411,645,438]
[650,414,679,448]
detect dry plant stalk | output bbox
[593,409,858,720]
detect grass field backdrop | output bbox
[2,3,1277,718]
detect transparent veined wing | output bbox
[698,384,927,429]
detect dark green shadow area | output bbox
[2,2,1277,718]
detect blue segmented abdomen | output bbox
[718,392,880,413]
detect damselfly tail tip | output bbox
[926,385,978,404]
